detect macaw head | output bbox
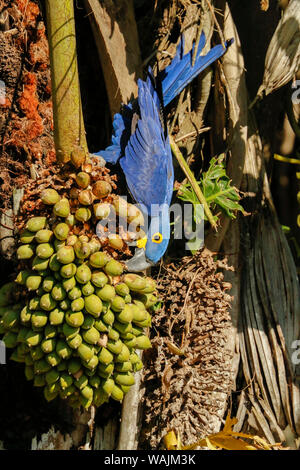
[125,210,170,272]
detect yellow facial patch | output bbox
[151,232,163,244]
[137,237,147,250]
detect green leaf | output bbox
[177,156,244,223]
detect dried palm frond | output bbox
[254,0,300,102]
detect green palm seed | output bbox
[56,246,75,264]
[131,304,147,323]
[113,321,132,335]
[98,362,114,378]
[83,355,99,370]
[75,264,91,284]
[96,284,115,302]
[71,297,84,312]
[42,276,55,292]
[65,310,84,327]
[68,358,81,375]
[91,271,108,288]
[32,256,49,271]
[31,311,48,328]
[44,387,59,402]
[36,243,54,259]
[110,384,124,402]
[74,240,91,259]
[106,339,123,355]
[30,345,44,361]
[62,276,76,292]
[35,229,53,243]
[41,338,56,354]
[46,369,60,385]
[78,342,94,362]
[108,328,119,341]
[88,238,101,254]
[26,330,43,347]
[115,361,132,373]
[56,340,72,359]
[115,304,133,323]
[131,325,143,337]
[82,327,100,345]
[67,333,82,349]
[44,324,56,339]
[135,335,152,350]
[114,344,130,363]
[82,281,94,296]
[53,198,70,218]
[75,374,88,390]
[17,327,30,343]
[138,277,157,293]
[53,239,65,251]
[101,377,114,395]
[89,375,101,389]
[123,274,146,292]
[65,214,75,227]
[54,223,70,241]
[134,312,151,327]
[15,270,31,285]
[124,294,132,303]
[81,315,95,330]
[66,234,78,246]
[111,296,125,312]
[81,386,93,402]
[114,372,135,386]
[136,293,157,309]
[60,373,73,390]
[19,229,35,244]
[49,253,61,271]
[60,385,75,399]
[98,347,114,365]
[104,259,124,276]
[68,286,82,301]
[62,323,80,339]
[17,244,35,260]
[41,188,60,205]
[29,297,40,310]
[76,171,90,189]
[46,352,61,367]
[60,263,77,279]
[26,217,46,232]
[25,275,42,291]
[40,293,57,311]
[75,207,91,222]
[115,283,130,297]
[84,294,102,317]
[89,251,110,268]
[123,337,136,348]
[102,309,115,326]
[49,308,64,325]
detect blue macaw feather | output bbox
[161,36,232,106]
[120,79,173,215]
[95,33,232,166]
[93,32,233,269]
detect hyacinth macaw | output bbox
[95,33,232,272]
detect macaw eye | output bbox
[152,232,163,244]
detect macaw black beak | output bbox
[125,248,154,273]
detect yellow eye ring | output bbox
[152,232,163,244]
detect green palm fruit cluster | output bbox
[0,177,157,410]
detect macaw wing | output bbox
[161,33,233,106]
[120,79,173,214]
[94,104,133,164]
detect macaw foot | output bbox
[125,248,154,273]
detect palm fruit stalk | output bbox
[0,0,158,411]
